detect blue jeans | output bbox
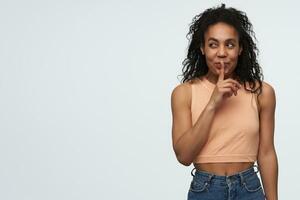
[187,165,266,200]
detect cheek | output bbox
[229,50,240,58]
[204,51,216,61]
[228,54,240,63]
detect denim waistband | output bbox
[191,164,259,182]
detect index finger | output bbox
[218,62,224,82]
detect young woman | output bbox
[171,4,278,200]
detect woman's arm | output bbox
[257,82,279,200]
[171,68,240,166]
[170,83,217,166]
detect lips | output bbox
[214,62,230,65]
[214,62,229,68]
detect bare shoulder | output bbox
[171,81,193,109]
[260,81,276,99]
[258,81,276,111]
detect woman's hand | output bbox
[208,62,242,109]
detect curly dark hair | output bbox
[179,3,263,94]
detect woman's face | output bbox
[200,22,243,78]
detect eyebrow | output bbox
[207,37,237,42]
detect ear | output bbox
[239,46,243,55]
[200,45,204,55]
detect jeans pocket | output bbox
[189,179,209,193]
[242,174,262,192]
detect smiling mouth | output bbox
[214,62,230,66]
[214,63,229,69]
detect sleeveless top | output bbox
[191,76,260,163]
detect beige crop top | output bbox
[191,76,260,163]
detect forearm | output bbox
[257,150,278,200]
[174,103,216,166]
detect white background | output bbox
[0,0,298,199]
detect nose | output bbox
[217,45,227,57]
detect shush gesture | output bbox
[208,61,242,108]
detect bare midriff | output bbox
[193,162,255,176]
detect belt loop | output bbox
[191,167,196,177]
[253,164,259,174]
[207,174,214,184]
[238,172,245,186]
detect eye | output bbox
[209,43,217,48]
[227,43,235,48]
